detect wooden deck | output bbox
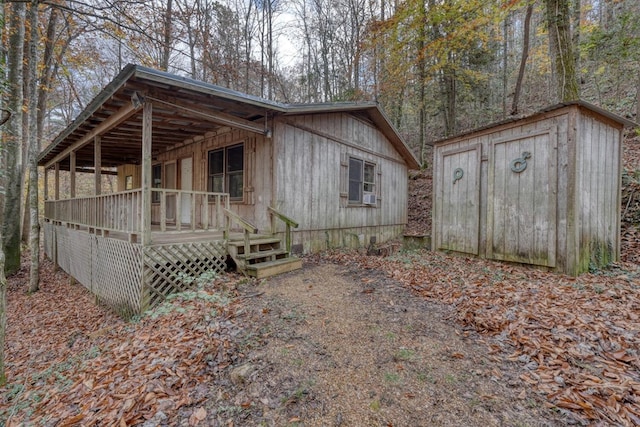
[43,191,303,316]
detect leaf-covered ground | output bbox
[321,250,640,426]
[1,255,246,426]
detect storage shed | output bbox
[432,101,636,275]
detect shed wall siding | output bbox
[433,105,623,275]
[274,113,409,252]
[576,113,621,271]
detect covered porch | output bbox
[38,65,300,316]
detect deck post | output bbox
[141,101,153,246]
[43,167,48,201]
[94,135,101,195]
[69,151,76,198]
[54,162,60,201]
[140,100,153,313]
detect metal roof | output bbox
[431,100,638,146]
[39,64,420,170]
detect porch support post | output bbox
[69,151,76,198]
[54,162,60,200]
[44,167,49,200]
[94,135,101,195]
[141,101,153,246]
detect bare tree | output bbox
[545,0,579,101]
[512,3,534,115]
[3,1,26,275]
[26,0,40,293]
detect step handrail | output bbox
[223,208,258,257]
[268,206,299,253]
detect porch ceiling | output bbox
[39,66,276,170]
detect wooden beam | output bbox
[147,96,271,137]
[70,151,76,198]
[94,135,102,195]
[44,102,138,169]
[141,101,153,246]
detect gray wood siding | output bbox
[435,144,481,254]
[126,111,413,252]
[576,113,622,271]
[153,128,274,230]
[273,112,409,252]
[487,127,557,267]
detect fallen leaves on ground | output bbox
[1,255,244,426]
[322,250,640,426]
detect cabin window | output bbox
[152,164,162,203]
[208,143,244,201]
[348,157,375,204]
[125,175,133,190]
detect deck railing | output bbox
[44,189,230,235]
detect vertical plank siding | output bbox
[433,104,623,275]
[273,112,409,252]
[436,144,481,254]
[112,111,410,252]
[576,113,622,272]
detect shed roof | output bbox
[431,101,637,146]
[39,64,420,170]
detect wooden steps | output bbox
[245,257,303,279]
[227,235,302,278]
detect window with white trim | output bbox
[348,157,376,204]
[208,143,244,201]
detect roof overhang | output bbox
[39,64,420,171]
[431,100,638,147]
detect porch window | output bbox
[348,157,376,204]
[152,164,162,203]
[208,143,244,201]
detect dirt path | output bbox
[209,261,569,426]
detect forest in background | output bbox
[3,0,640,161]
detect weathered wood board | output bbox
[436,144,481,255]
[487,127,557,267]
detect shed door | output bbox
[437,144,481,255]
[487,128,557,267]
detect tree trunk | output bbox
[545,0,579,102]
[26,1,40,293]
[161,0,173,70]
[512,4,534,115]
[502,11,509,118]
[3,1,26,275]
[418,0,427,165]
[0,229,6,386]
[572,0,580,72]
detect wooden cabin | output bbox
[38,64,420,315]
[432,101,636,275]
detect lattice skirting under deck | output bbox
[143,241,227,309]
[44,223,228,316]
